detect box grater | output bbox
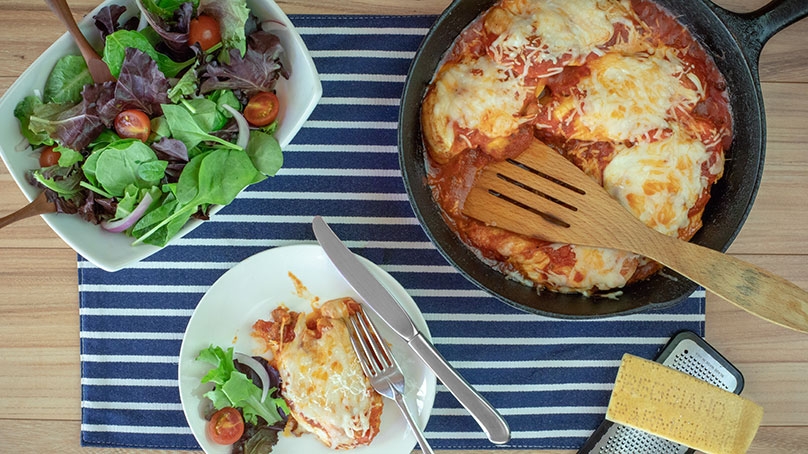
[577,331,744,454]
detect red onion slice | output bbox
[234,352,270,403]
[101,192,154,233]
[221,104,250,150]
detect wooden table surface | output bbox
[1,0,806,453]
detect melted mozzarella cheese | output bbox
[519,245,638,295]
[423,54,532,163]
[491,0,632,67]
[272,298,381,450]
[569,50,702,143]
[603,129,711,236]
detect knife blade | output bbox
[312,216,511,444]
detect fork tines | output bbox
[348,307,394,378]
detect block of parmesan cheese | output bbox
[605,353,763,454]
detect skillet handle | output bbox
[709,0,808,68]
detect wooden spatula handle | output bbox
[645,234,808,333]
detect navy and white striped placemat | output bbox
[79,15,705,451]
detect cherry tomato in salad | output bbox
[39,145,61,167]
[243,91,280,127]
[206,407,244,445]
[188,15,222,51]
[114,109,151,142]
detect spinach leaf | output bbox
[175,149,207,205]
[114,184,161,222]
[88,129,123,151]
[179,147,264,206]
[246,130,283,176]
[103,30,193,78]
[209,89,240,115]
[131,193,190,246]
[93,139,167,197]
[44,55,94,104]
[162,103,242,150]
[132,146,263,245]
[181,98,221,132]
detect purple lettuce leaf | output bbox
[94,48,171,126]
[114,48,171,117]
[29,92,107,151]
[151,137,189,182]
[85,82,119,127]
[93,5,139,40]
[199,31,287,96]
[29,49,170,150]
[136,0,195,60]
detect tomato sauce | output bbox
[423,0,733,294]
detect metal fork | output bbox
[348,307,435,454]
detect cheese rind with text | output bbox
[606,353,763,454]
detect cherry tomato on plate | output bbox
[114,109,151,142]
[206,407,244,445]
[188,15,222,51]
[39,145,61,167]
[243,91,280,127]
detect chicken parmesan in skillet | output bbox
[422,0,732,295]
[252,297,383,449]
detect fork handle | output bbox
[408,333,511,444]
[393,390,435,454]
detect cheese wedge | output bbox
[606,354,763,454]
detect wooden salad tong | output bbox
[463,139,808,333]
[45,0,115,83]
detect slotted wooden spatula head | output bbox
[462,139,650,252]
[462,139,808,334]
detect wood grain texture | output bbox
[0,0,806,453]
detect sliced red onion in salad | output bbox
[222,103,250,149]
[234,351,271,403]
[100,191,154,233]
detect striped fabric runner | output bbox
[78,15,705,450]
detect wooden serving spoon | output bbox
[0,192,58,230]
[463,139,808,333]
[44,0,115,83]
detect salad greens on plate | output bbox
[197,344,289,453]
[14,0,287,247]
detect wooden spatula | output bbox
[463,139,808,333]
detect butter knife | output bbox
[312,216,511,444]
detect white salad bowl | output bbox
[0,0,321,271]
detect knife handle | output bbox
[408,333,511,444]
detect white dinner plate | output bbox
[178,244,436,454]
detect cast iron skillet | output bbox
[398,0,808,317]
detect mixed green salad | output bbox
[14,0,288,246]
[197,345,289,453]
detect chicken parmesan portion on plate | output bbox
[252,297,384,450]
[422,0,732,296]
